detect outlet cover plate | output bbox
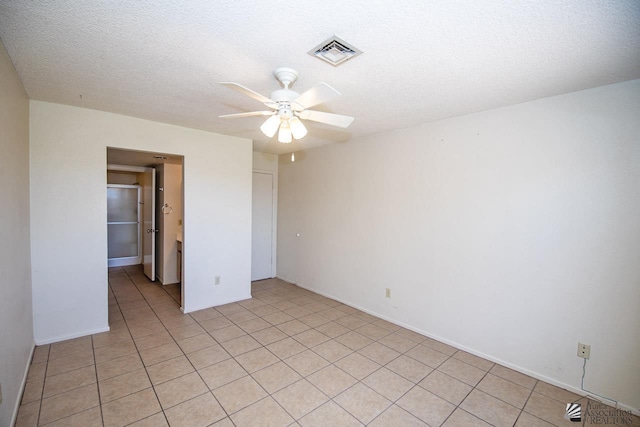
[577,343,591,359]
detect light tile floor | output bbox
[15,266,639,426]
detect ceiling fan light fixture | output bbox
[278,121,292,143]
[289,117,307,139]
[260,115,281,138]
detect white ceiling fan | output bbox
[219,67,354,143]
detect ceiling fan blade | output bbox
[292,82,341,110]
[298,110,354,128]
[220,82,273,104]
[219,111,275,119]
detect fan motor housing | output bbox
[270,89,299,102]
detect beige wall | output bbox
[0,39,33,426]
[277,80,640,411]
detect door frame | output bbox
[252,169,278,278]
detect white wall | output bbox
[253,151,279,173]
[30,101,253,344]
[277,80,640,411]
[0,40,33,426]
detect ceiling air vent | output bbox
[309,36,362,66]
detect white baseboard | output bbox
[283,277,640,417]
[34,326,110,346]
[10,343,35,427]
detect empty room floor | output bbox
[15,266,639,426]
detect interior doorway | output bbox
[107,147,185,309]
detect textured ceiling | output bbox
[1,1,639,154]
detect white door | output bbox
[252,172,273,281]
[143,168,156,281]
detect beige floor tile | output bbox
[284,306,314,318]
[128,320,167,339]
[32,345,50,364]
[335,315,369,330]
[355,324,391,340]
[263,311,296,325]
[307,365,357,398]
[146,354,195,385]
[285,350,330,376]
[176,333,216,354]
[186,343,230,369]
[251,326,288,345]
[235,346,279,373]
[438,358,486,386]
[534,381,582,404]
[312,339,353,362]
[299,401,362,427]
[102,388,162,427]
[334,331,373,351]
[395,328,427,343]
[460,389,521,427]
[267,337,307,359]
[442,408,492,426]
[237,317,272,333]
[231,396,295,427]
[139,341,183,366]
[368,404,427,427]
[199,316,234,332]
[299,313,331,328]
[154,371,209,409]
[49,337,93,360]
[43,406,103,427]
[490,364,537,389]
[45,352,94,377]
[452,351,495,371]
[277,319,312,336]
[420,337,458,356]
[213,376,268,414]
[293,329,331,348]
[199,358,248,390]
[39,382,99,425]
[385,354,432,383]
[334,353,380,380]
[96,352,144,381]
[98,367,151,403]
[216,302,246,315]
[94,340,138,364]
[15,400,40,427]
[273,379,329,419]
[164,392,227,426]
[26,362,47,383]
[476,372,531,408]
[190,307,223,322]
[221,335,262,356]
[371,319,402,332]
[397,386,455,426]
[363,367,414,401]
[128,412,169,426]
[92,329,133,349]
[419,370,472,405]
[209,324,247,342]
[169,323,206,340]
[405,344,449,368]
[523,392,578,426]
[378,333,419,353]
[21,378,44,404]
[250,304,282,317]
[358,342,401,365]
[515,411,555,427]
[314,321,350,338]
[316,308,349,322]
[252,361,302,394]
[334,383,391,424]
[225,309,258,323]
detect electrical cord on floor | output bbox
[580,357,619,408]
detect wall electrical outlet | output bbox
[215,276,221,286]
[577,343,591,359]
[385,288,391,298]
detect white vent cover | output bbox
[309,36,362,66]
